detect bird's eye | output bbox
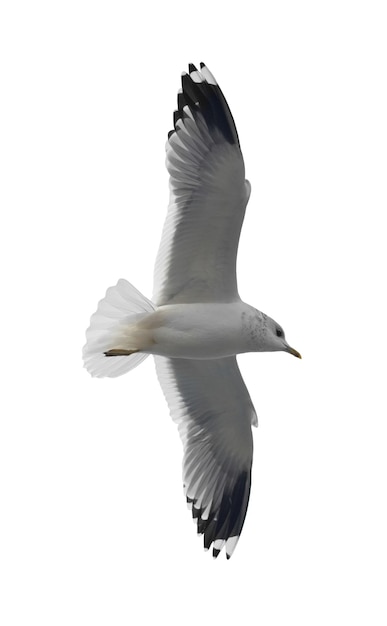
[276,328,282,337]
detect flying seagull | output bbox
[83,62,301,559]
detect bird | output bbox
[83,62,301,559]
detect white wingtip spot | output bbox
[183,105,194,120]
[201,503,211,520]
[200,65,217,85]
[225,535,239,558]
[190,70,204,83]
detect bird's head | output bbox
[264,315,301,358]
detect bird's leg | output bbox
[104,349,139,357]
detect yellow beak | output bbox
[287,346,302,359]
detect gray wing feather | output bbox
[155,355,257,559]
[153,64,251,305]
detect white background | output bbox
[1,1,386,624]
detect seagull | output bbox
[83,62,301,559]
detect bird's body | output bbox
[135,302,253,359]
[83,62,300,559]
[105,301,294,360]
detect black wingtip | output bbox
[212,548,220,559]
[182,64,239,145]
[168,62,240,146]
[180,71,187,88]
[181,71,192,90]
[173,109,183,126]
[197,517,210,535]
[177,91,188,110]
[192,506,201,519]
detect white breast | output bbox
[143,302,252,359]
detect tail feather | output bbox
[83,279,156,378]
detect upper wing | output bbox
[155,355,257,559]
[153,63,251,306]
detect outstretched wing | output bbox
[153,63,251,306]
[155,355,257,559]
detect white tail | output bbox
[83,279,156,378]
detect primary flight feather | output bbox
[83,62,301,559]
